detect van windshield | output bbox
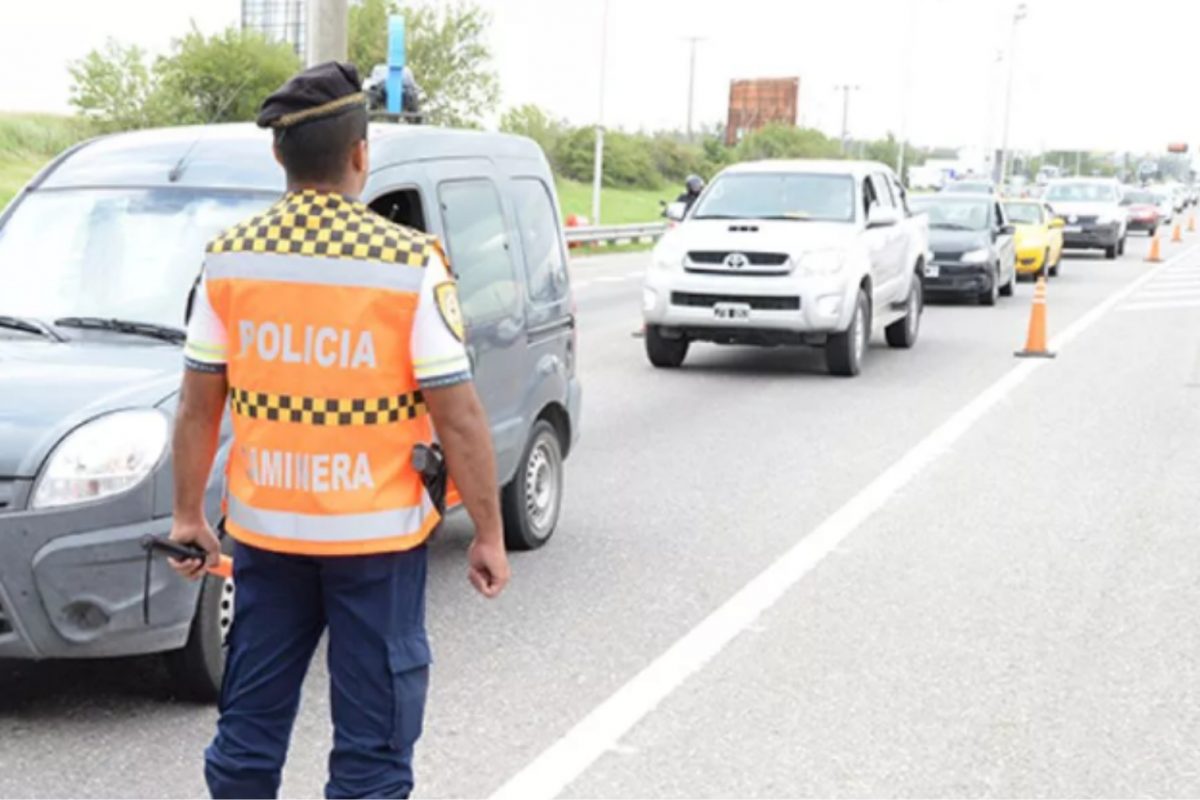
[0,188,276,330]
[691,173,856,222]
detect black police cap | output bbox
[256,61,366,130]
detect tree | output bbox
[348,0,499,127]
[156,26,300,125]
[500,104,566,158]
[68,40,160,132]
[734,124,841,161]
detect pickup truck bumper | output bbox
[0,479,197,660]
[642,267,858,338]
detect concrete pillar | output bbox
[305,0,348,66]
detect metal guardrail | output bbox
[563,221,667,246]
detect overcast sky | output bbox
[3,0,1199,154]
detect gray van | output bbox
[0,122,581,698]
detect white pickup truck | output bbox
[642,159,929,376]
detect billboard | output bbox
[726,77,800,146]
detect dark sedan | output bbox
[910,193,1017,306]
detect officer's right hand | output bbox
[468,536,510,598]
[168,517,221,581]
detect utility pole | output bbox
[998,2,1028,184]
[304,0,348,66]
[683,36,706,141]
[896,0,918,180]
[834,84,860,155]
[591,0,611,225]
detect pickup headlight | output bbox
[799,250,846,276]
[960,248,990,264]
[32,410,169,509]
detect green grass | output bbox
[0,113,96,209]
[555,178,670,225]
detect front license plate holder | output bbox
[713,302,751,321]
[925,264,940,278]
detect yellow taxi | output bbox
[1003,199,1064,278]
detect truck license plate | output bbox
[924,264,940,278]
[1064,225,1082,233]
[713,302,751,321]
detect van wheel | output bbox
[826,287,869,376]
[502,420,564,551]
[164,533,235,703]
[885,277,921,349]
[1105,242,1118,259]
[645,325,689,368]
[999,266,1015,297]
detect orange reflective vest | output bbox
[204,191,441,556]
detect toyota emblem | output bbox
[723,252,750,269]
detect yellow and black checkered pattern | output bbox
[208,190,436,266]
[230,386,427,426]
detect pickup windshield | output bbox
[0,188,276,331]
[911,196,991,230]
[691,173,856,223]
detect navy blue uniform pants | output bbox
[204,542,430,799]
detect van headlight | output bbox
[32,410,169,509]
[799,250,846,276]
[960,248,990,264]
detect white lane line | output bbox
[1128,286,1200,296]
[488,239,1200,800]
[1119,299,1200,313]
[573,281,593,290]
[595,275,631,283]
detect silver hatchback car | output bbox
[0,122,581,699]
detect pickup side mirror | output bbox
[999,223,1016,236]
[664,201,687,222]
[866,205,900,228]
[1048,217,1065,229]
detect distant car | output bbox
[911,192,1017,305]
[1043,178,1128,259]
[1004,199,1065,278]
[1120,188,1163,236]
[1148,188,1175,224]
[943,179,997,195]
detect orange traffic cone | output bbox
[1147,230,1163,262]
[1015,277,1056,359]
[1189,212,1196,233]
[1172,221,1183,243]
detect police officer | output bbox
[168,62,510,799]
[677,173,705,213]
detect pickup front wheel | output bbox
[885,278,921,349]
[645,325,689,368]
[826,288,869,376]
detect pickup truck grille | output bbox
[932,251,963,263]
[1064,214,1098,225]
[687,251,789,266]
[0,480,15,513]
[671,292,800,311]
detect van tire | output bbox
[645,325,689,368]
[164,533,235,703]
[502,420,564,551]
[826,288,869,376]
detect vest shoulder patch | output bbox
[434,281,465,342]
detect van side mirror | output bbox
[999,223,1016,236]
[866,205,899,228]
[1049,217,1065,229]
[665,201,687,222]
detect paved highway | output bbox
[4,231,1200,797]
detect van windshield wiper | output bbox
[0,315,66,342]
[53,316,186,344]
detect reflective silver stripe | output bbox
[228,493,434,542]
[206,252,425,292]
